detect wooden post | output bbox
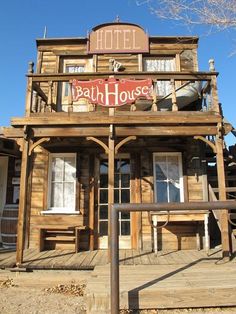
[132,153,142,249]
[16,134,30,266]
[89,154,95,250]
[25,61,34,116]
[209,59,220,113]
[108,124,115,258]
[171,79,178,111]
[47,81,53,112]
[25,78,33,117]
[215,131,230,258]
[68,80,73,112]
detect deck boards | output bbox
[0,247,234,270]
[1,248,236,311]
[87,262,236,311]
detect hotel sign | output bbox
[89,23,149,53]
[72,78,153,107]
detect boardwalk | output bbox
[1,248,236,312]
[0,247,234,270]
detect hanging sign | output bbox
[72,77,153,107]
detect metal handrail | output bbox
[110,201,236,314]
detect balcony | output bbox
[24,70,220,116]
[7,67,226,139]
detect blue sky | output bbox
[0,0,235,145]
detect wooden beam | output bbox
[31,126,218,138]
[28,137,50,155]
[108,125,115,259]
[215,133,231,259]
[32,83,48,102]
[25,77,33,116]
[3,127,24,138]
[28,71,217,82]
[16,136,30,265]
[115,136,137,154]
[86,137,109,154]
[194,136,216,153]
[11,111,222,126]
[89,154,95,251]
[131,153,142,249]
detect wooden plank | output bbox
[11,112,222,126]
[216,136,231,258]
[89,154,95,250]
[29,71,216,82]
[29,125,218,138]
[108,130,115,259]
[16,137,30,266]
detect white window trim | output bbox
[61,58,94,111]
[153,152,184,203]
[43,153,78,214]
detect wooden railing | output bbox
[24,70,220,116]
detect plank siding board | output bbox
[12,112,222,126]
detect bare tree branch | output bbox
[136,0,236,30]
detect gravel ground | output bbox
[0,270,236,314]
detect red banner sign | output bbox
[72,78,153,107]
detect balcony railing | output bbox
[25,68,220,116]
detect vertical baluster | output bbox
[171,79,178,111]
[25,61,34,116]
[47,81,53,112]
[151,81,158,111]
[32,91,38,113]
[68,80,73,112]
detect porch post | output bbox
[215,129,230,258]
[16,132,30,266]
[108,124,115,258]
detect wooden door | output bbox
[97,155,132,249]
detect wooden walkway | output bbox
[1,247,236,312]
[0,247,234,270]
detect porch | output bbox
[0,247,233,270]
[1,247,236,312]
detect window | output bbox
[143,57,176,96]
[48,153,76,212]
[98,157,131,237]
[61,58,93,112]
[153,153,184,203]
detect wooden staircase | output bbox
[38,225,87,252]
[206,144,236,253]
[86,263,236,313]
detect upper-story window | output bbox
[61,58,93,112]
[143,57,176,97]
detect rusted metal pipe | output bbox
[110,201,236,314]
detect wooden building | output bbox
[0,133,21,248]
[2,21,236,265]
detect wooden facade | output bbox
[1,22,236,265]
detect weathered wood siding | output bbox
[28,148,90,250]
[139,139,205,251]
[97,54,139,72]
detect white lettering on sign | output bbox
[95,29,141,50]
[72,78,153,107]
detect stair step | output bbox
[45,236,76,241]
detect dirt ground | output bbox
[0,269,236,314]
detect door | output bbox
[0,157,8,242]
[98,155,131,249]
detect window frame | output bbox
[60,57,94,112]
[46,153,77,214]
[153,152,184,203]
